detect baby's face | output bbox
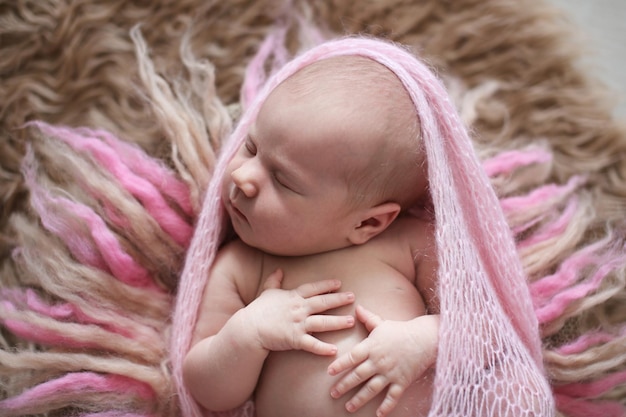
[221,75,378,256]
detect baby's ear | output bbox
[348,202,401,245]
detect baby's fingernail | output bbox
[346,402,356,412]
[330,389,339,398]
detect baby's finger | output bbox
[295,279,342,298]
[344,375,388,413]
[305,315,355,333]
[330,360,376,398]
[376,384,405,417]
[328,343,369,376]
[262,268,284,290]
[307,291,355,314]
[355,304,384,332]
[299,334,338,356]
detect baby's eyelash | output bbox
[273,173,302,195]
[244,138,257,155]
[273,173,289,189]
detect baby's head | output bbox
[222,55,428,255]
[277,55,428,210]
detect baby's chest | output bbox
[257,248,421,317]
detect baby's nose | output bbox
[231,165,258,198]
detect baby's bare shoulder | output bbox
[391,216,439,312]
[212,239,265,302]
[214,239,267,275]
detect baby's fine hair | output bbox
[283,55,428,211]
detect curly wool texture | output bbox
[1,1,625,416]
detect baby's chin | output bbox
[229,223,268,252]
[240,236,279,255]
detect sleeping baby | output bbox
[183,51,440,417]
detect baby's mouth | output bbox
[229,199,248,223]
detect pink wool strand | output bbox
[535,261,626,325]
[516,195,578,251]
[76,126,194,218]
[0,372,155,411]
[482,147,553,177]
[0,288,132,338]
[1,320,90,349]
[530,235,615,304]
[500,175,585,218]
[171,35,553,417]
[30,122,193,247]
[3,288,79,320]
[556,326,626,355]
[0,310,108,350]
[22,146,157,290]
[0,288,164,357]
[533,238,626,324]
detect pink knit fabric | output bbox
[171,37,554,417]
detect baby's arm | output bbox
[183,240,356,412]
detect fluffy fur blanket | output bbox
[1,1,625,416]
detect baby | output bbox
[183,54,440,417]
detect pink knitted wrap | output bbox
[171,37,554,417]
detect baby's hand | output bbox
[327,305,439,417]
[241,269,355,355]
